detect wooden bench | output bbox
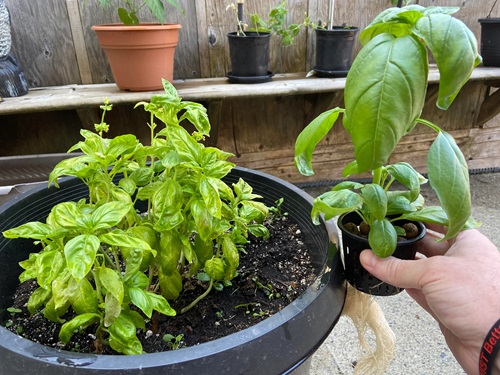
[2,66,500,126]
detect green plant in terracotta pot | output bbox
[92,0,183,25]
[87,0,184,90]
[226,0,307,82]
[295,5,482,295]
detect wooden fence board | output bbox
[5,0,81,87]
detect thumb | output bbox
[360,250,426,290]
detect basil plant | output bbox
[295,5,481,258]
[3,80,270,355]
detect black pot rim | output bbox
[337,211,427,246]
[227,31,271,38]
[314,26,359,33]
[479,17,500,23]
[0,166,346,373]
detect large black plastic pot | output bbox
[0,167,345,374]
[479,18,500,67]
[226,32,273,83]
[338,212,426,296]
[314,27,359,78]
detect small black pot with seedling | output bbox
[226,0,306,83]
[295,5,481,295]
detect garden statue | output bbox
[0,0,28,98]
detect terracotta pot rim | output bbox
[92,23,182,31]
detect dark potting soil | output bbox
[3,215,316,355]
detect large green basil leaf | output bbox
[400,205,449,226]
[99,231,153,253]
[179,101,211,136]
[368,219,397,258]
[129,287,153,318]
[59,313,101,344]
[91,201,132,231]
[35,250,64,289]
[193,235,214,265]
[27,287,51,315]
[222,236,239,280]
[3,222,51,240]
[51,202,82,230]
[108,314,143,355]
[427,132,471,239]
[99,267,124,305]
[158,269,183,300]
[312,190,363,224]
[129,167,154,186]
[104,293,121,328]
[294,108,342,176]
[386,162,425,202]
[191,199,215,241]
[200,176,222,218]
[205,257,225,281]
[64,235,99,282]
[51,270,72,311]
[67,277,98,314]
[158,231,182,274]
[332,181,364,191]
[360,6,425,44]
[414,14,481,110]
[107,134,138,158]
[361,184,388,221]
[343,33,427,173]
[240,201,269,222]
[386,191,415,215]
[168,125,202,163]
[146,291,176,316]
[203,159,235,179]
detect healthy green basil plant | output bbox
[295,5,481,258]
[90,0,183,26]
[3,80,271,355]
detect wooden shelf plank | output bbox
[1,66,500,117]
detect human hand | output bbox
[360,228,500,375]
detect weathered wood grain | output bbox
[5,0,81,87]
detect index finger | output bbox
[360,250,431,290]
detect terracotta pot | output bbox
[92,23,181,91]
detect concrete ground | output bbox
[307,171,500,375]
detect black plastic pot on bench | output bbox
[479,17,500,67]
[0,167,346,374]
[313,27,359,78]
[226,32,274,83]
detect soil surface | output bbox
[3,215,316,355]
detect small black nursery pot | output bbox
[338,212,426,296]
[226,32,273,83]
[313,27,359,78]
